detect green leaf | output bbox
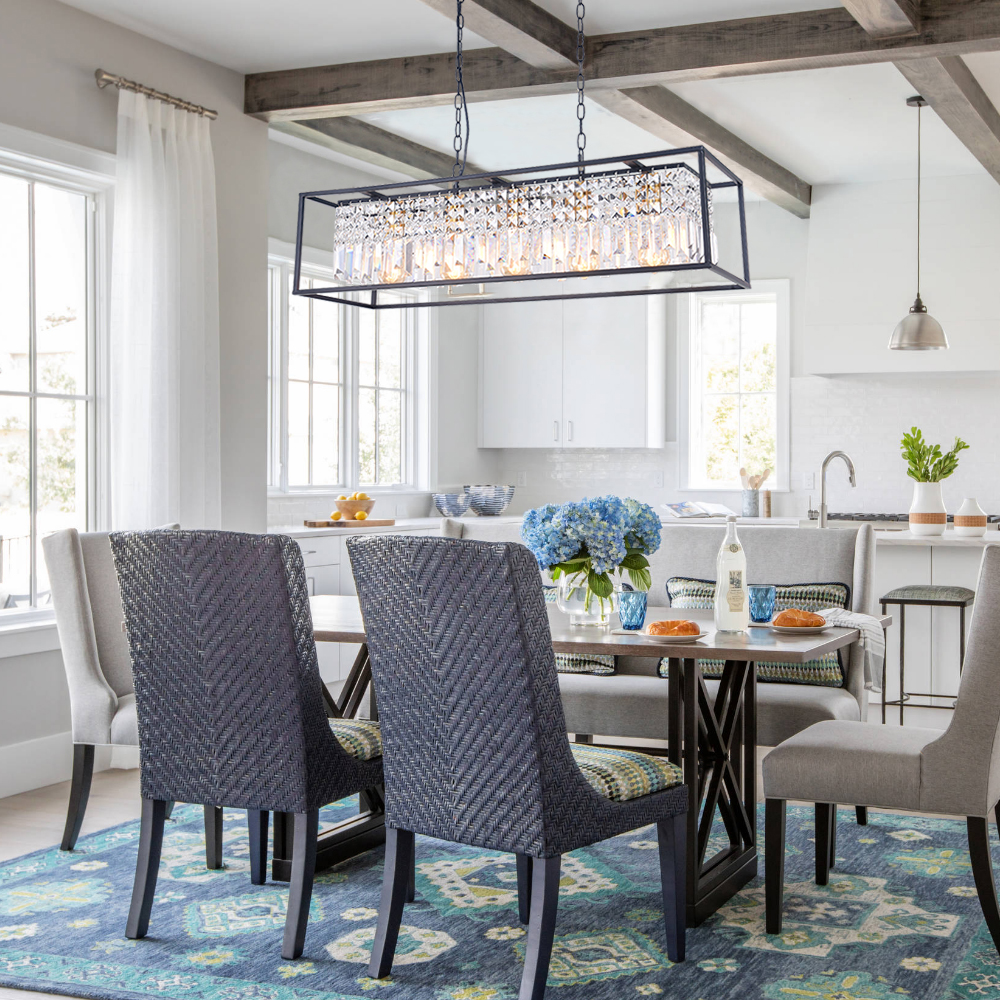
[619,552,650,571]
[627,567,652,591]
[588,570,614,600]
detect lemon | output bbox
[354,511,368,521]
[337,494,347,501]
[331,510,342,521]
[350,492,359,500]
[356,491,369,500]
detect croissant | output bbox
[648,619,701,636]
[773,609,826,627]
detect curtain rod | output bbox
[95,69,218,120]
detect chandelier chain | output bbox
[916,101,922,298]
[576,1,586,175]
[453,0,469,179]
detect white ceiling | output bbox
[59,0,997,186]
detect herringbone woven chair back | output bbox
[348,534,599,857]
[110,530,351,812]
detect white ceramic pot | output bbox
[908,481,947,536]
[954,496,988,537]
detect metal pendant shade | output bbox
[890,96,947,351]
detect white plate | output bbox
[611,627,709,642]
[770,623,833,635]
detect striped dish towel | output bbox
[818,607,887,693]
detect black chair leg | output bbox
[126,797,167,939]
[516,853,533,924]
[407,832,416,903]
[518,856,561,1000]
[248,810,269,885]
[656,813,686,963]
[60,744,95,851]
[830,806,837,870]
[164,801,175,820]
[815,803,834,886]
[968,816,1000,955]
[204,805,224,869]
[765,798,786,934]
[281,809,318,960]
[369,827,415,978]
[856,805,868,826]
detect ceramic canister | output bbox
[954,496,988,537]
[908,481,947,536]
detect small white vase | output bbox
[954,497,987,537]
[908,481,947,536]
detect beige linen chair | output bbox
[42,528,225,863]
[762,543,1000,953]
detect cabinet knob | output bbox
[568,420,574,442]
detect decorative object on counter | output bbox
[522,495,661,626]
[663,500,735,518]
[889,96,948,351]
[617,589,648,631]
[304,517,396,528]
[900,427,969,536]
[762,489,772,518]
[333,492,374,521]
[464,484,515,516]
[749,584,777,624]
[954,497,988,537]
[431,492,470,517]
[742,489,760,517]
[714,515,749,632]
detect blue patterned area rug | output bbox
[0,800,998,1000]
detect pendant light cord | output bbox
[916,101,922,299]
[453,0,469,181]
[576,1,587,177]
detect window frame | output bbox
[267,243,416,495]
[0,128,113,625]
[677,278,790,493]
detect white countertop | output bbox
[272,515,521,538]
[873,529,999,547]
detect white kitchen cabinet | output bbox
[479,296,665,448]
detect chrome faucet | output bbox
[820,451,857,528]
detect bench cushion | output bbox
[329,718,382,760]
[570,743,682,801]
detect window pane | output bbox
[377,311,402,389]
[287,379,310,485]
[357,387,376,484]
[740,301,777,392]
[0,173,30,393]
[35,184,88,396]
[741,393,777,475]
[312,299,339,383]
[312,383,339,485]
[358,311,376,386]
[699,301,739,393]
[288,277,310,381]
[0,395,30,607]
[377,390,402,484]
[701,393,739,486]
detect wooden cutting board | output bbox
[303,518,396,528]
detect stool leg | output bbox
[899,604,906,727]
[880,602,887,724]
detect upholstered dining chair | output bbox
[43,527,228,863]
[763,543,1000,954]
[347,534,689,1000]
[109,529,384,960]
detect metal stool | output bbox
[879,584,975,724]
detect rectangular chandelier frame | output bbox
[293,146,750,310]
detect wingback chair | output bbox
[347,534,688,1000]
[763,543,1000,954]
[109,529,384,960]
[43,527,225,863]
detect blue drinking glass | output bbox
[618,590,648,631]
[749,585,777,624]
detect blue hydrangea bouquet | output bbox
[521,495,661,625]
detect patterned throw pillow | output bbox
[544,586,616,676]
[657,578,851,687]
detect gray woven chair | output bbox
[110,529,384,960]
[763,544,1000,954]
[347,534,688,1000]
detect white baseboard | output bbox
[0,733,135,799]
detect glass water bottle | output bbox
[714,515,749,632]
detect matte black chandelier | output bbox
[294,1,750,309]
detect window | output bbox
[0,170,96,614]
[268,254,412,492]
[682,281,789,491]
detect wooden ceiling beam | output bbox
[894,55,1000,184]
[841,0,921,38]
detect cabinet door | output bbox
[481,300,563,448]
[562,297,649,447]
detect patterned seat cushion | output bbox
[328,718,382,760]
[570,744,683,801]
[658,577,851,688]
[544,585,616,675]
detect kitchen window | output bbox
[268,254,413,492]
[681,280,789,492]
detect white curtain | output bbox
[110,89,221,529]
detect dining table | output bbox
[273,595,889,927]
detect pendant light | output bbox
[293,0,750,309]
[889,96,948,350]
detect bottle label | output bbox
[726,569,744,612]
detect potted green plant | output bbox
[900,427,969,536]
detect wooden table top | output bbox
[310,596,890,664]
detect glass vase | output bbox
[556,574,617,627]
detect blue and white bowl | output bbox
[432,492,470,517]
[465,484,515,517]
